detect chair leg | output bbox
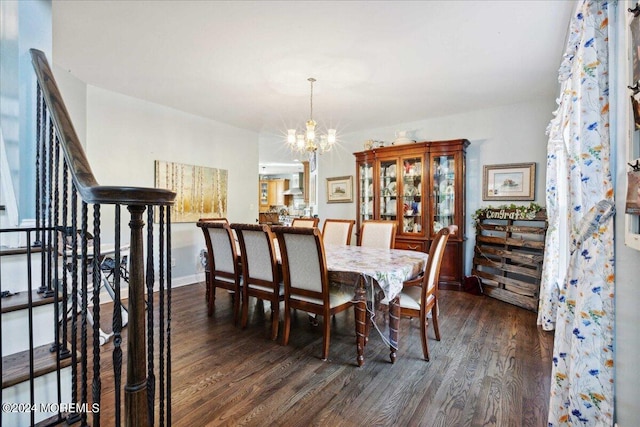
[270,301,279,340]
[432,301,441,341]
[233,289,244,325]
[240,291,249,328]
[281,305,291,346]
[420,313,430,361]
[321,315,331,361]
[205,271,210,303]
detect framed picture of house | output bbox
[326,176,353,203]
[483,163,536,201]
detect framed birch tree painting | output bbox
[154,160,228,222]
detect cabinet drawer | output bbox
[394,240,426,252]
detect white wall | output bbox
[317,98,553,275]
[52,64,87,148]
[83,86,259,283]
[613,2,640,425]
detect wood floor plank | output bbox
[73,283,554,426]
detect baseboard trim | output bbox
[172,273,205,289]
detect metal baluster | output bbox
[166,207,172,426]
[92,205,102,427]
[159,205,166,426]
[59,160,71,358]
[43,117,55,297]
[27,233,35,427]
[0,232,3,422]
[80,202,89,426]
[51,134,64,424]
[113,205,123,426]
[37,107,48,294]
[146,207,155,425]
[67,187,81,426]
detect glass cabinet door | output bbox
[259,181,268,206]
[359,161,375,223]
[379,159,398,222]
[431,154,456,234]
[400,156,423,234]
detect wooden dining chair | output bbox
[358,220,397,249]
[272,226,354,361]
[379,226,451,361]
[400,224,458,289]
[291,217,319,228]
[197,218,230,302]
[196,221,242,322]
[231,223,284,340]
[321,219,355,246]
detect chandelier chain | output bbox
[308,77,315,121]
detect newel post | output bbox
[125,205,149,427]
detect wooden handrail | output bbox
[29,49,175,206]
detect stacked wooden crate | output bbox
[472,208,547,312]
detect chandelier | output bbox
[286,77,336,155]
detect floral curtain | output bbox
[540,1,615,425]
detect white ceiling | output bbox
[52,0,574,174]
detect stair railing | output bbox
[29,48,175,426]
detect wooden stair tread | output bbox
[1,290,61,314]
[2,343,73,389]
[34,413,66,427]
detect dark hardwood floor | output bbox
[92,282,554,426]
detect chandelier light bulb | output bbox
[327,129,336,145]
[306,120,316,141]
[287,129,296,145]
[319,135,329,151]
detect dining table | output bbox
[229,233,428,366]
[322,244,428,366]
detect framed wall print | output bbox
[627,5,640,251]
[326,176,353,203]
[155,160,227,222]
[483,163,536,201]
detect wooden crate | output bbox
[472,209,547,312]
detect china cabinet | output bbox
[354,139,469,289]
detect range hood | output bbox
[282,173,304,196]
